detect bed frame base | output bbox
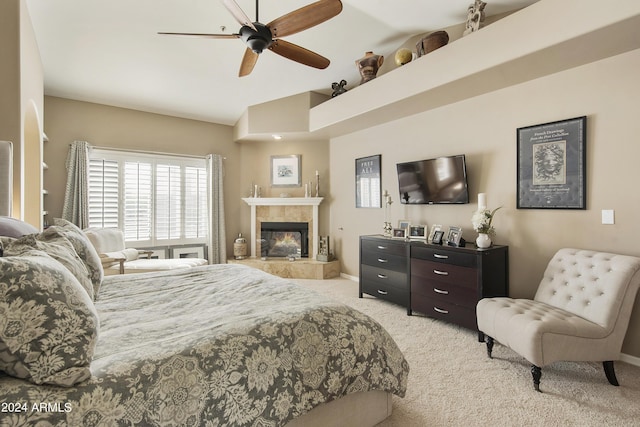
[285,390,393,427]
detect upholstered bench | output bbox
[84,227,207,275]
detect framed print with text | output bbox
[517,116,586,209]
[356,155,381,208]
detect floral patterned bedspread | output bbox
[0,264,409,426]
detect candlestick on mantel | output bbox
[478,193,487,209]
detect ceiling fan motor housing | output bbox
[240,23,273,53]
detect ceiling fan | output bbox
[159,0,343,77]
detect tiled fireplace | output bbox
[236,197,339,279]
[242,197,322,259]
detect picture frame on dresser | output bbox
[427,224,442,243]
[516,116,586,209]
[431,230,444,245]
[392,228,407,239]
[446,226,463,247]
[409,224,427,239]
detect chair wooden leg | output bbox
[603,361,619,386]
[531,365,542,392]
[485,336,494,359]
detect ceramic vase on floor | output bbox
[476,233,491,248]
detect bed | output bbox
[0,219,409,426]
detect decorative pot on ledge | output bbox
[476,233,492,249]
[356,51,384,84]
[416,31,449,57]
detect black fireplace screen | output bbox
[260,222,309,258]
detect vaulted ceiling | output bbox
[26,0,539,126]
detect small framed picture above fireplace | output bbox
[271,155,301,187]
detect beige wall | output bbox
[329,48,640,357]
[42,97,331,255]
[42,96,240,253]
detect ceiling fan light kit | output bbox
[160,0,343,77]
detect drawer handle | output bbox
[377,245,388,250]
[377,289,388,295]
[433,287,449,295]
[434,307,449,314]
[377,274,388,279]
[377,258,388,263]
[434,253,449,259]
[433,269,449,276]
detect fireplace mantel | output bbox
[242,197,323,259]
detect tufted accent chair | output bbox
[476,248,640,392]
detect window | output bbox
[88,149,208,246]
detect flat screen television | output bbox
[396,154,469,204]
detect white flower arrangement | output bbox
[471,206,501,236]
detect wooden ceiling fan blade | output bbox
[221,0,257,32]
[158,32,239,39]
[239,48,259,77]
[269,39,329,69]
[267,0,342,38]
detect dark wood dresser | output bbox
[359,235,411,314]
[359,235,509,333]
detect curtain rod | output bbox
[71,143,226,160]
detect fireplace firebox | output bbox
[260,222,309,258]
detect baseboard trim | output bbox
[620,352,640,367]
[340,272,358,282]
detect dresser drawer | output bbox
[361,249,408,273]
[361,281,409,307]
[411,294,477,330]
[411,259,476,288]
[411,245,477,268]
[361,264,407,291]
[411,279,476,308]
[361,239,407,257]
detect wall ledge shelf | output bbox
[309,0,640,138]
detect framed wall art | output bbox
[355,154,381,208]
[271,155,301,187]
[517,116,586,209]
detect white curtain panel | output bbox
[62,141,90,228]
[206,154,227,264]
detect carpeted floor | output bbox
[293,277,640,427]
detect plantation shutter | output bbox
[88,149,208,246]
[184,166,208,239]
[124,161,152,241]
[88,159,119,228]
[155,163,182,240]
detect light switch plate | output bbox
[602,209,615,225]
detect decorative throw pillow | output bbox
[4,231,94,300]
[52,218,104,298]
[0,216,38,238]
[0,254,99,386]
